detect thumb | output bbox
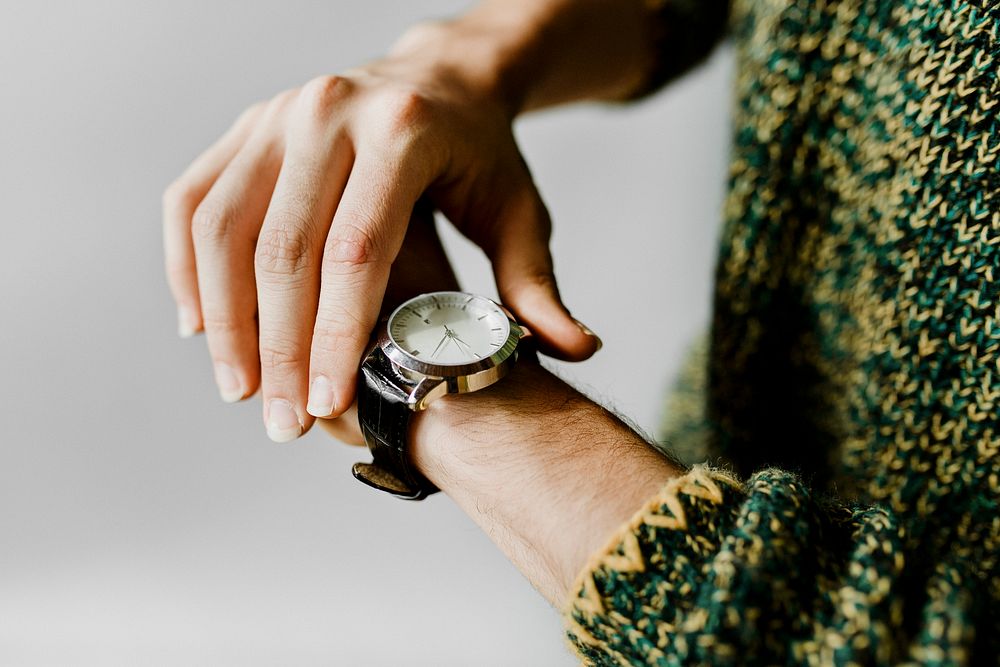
[487,188,602,361]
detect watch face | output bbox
[388,292,512,367]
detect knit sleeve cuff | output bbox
[562,465,744,663]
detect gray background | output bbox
[0,1,731,665]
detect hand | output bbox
[162,18,601,443]
[316,205,459,447]
[318,211,677,606]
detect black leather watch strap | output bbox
[353,346,439,501]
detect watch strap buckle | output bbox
[351,462,430,500]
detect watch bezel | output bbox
[380,291,523,381]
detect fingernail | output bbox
[177,306,198,338]
[573,318,603,351]
[306,376,336,417]
[214,363,245,403]
[267,399,303,443]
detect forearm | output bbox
[410,361,681,604]
[388,0,656,115]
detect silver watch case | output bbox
[374,294,528,411]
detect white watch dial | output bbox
[388,292,511,366]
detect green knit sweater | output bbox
[564,1,999,664]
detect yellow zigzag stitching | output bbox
[565,465,740,649]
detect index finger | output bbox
[305,153,423,418]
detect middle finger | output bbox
[255,118,355,443]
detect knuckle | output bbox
[312,306,369,351]
[241,99,269,121]
[298,74,353,119]
[268,88,299,114]
[162,179,199,215]
[228,100,269,134]
[191,198,238,245]
[259,341,303,375]
[254,90,297,130]
[201,311,254,336]
[309,324,349,357]
[509,184,552,226]
[500,271,557,303]
[376,88,433,141]
[323,222,381,274]
[255,224,314,277]
[529,196,553,237]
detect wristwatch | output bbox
[353,290,528,500]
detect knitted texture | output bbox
[565,0,999,664]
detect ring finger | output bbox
[192,98,290,403]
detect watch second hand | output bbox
[431,328,450,359]
[443,325,476,357]
[452,335,474,354]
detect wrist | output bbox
[410,360,591,486]
[409,360,681,602]
[387,8,539,118]
[389,0,655,117]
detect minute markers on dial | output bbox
[387,292,511,365]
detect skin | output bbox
[411,362,681,605]
[320,213,681,604]
[165,0,680,604]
